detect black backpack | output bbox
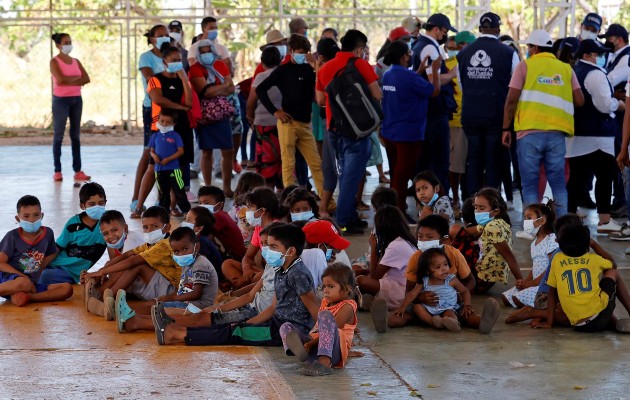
[325,58,383,139]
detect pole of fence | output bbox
[126,0,131,132]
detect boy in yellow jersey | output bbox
[544,224,630,332]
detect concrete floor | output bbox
[1,145,630,399]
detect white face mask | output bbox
[523,218,542,237]
[144,227,165,245]
[61,45,73,55]
[580,30,598,41]
[275,45,288,58]
[417,239,443,252]
[156,122,174,134]
[169,32,182,44]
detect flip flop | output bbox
[480,298,500,334]
[300,361,333,376]
[151,304,173,345]
[155,301,175,325]
[285,331,308,361]
[370,298,389,333]
[114,289,136,334]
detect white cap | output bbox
[526,29,553,47]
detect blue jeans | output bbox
[516,132,567,216]
[464,125,504,195]
[418,114,450,193]
[39,267,76,285]
[329,131,371,225]
[52,95,83,173]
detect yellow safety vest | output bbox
[515,52,575,136]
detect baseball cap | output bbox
[582,13,602,32]
[426,13,458,33]
[401,16,422,32]
[576,39,611,58]
[168,20,182,29]
[559,37,580,56]
[526,29,553,47]
[260,29,286,50]
[479,12,501,28]
[289,17,309,32]
[389,27,412,41]
[302,220,350,250]
[599,23,629,41]
[454,31,476,44]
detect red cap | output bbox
[389,27,412,41]
[302,220,350,250]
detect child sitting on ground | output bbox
[281,263,358,376]
[100,210,144,258]
[228,171,266,249]
[0,195,72,306]
[113,227,218,333]
[197,186,247,261]
[446,198,480,272]
[39,182,108,285]
[502,201,557,308]
[285,187,320,222]
[414,171,455,224]
[180,207,223,274]
[149,109,191,217]
[472,187,523,293]
[152,223,320,346]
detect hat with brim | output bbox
[526,29,553,47]
[389,27,412,41]
[302,220,350,250]
[260,29,286,51]
[454,31,476,44]
[427,13,458,33]
[598,23,629,41]
[576,39,611,58]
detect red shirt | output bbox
[316,52,378,127]
[213,211,247,260]
[253,54,293,77]
[188,60,230,85]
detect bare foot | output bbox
[505,306,535,324]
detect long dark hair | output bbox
[374,205,416,257]
[474,187,511,225]
[383,40,409,66]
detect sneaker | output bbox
[515,230,535,241]
[233,160,242,174]
[608,224,630,241]
[74,171,91,181]
[186,191,198,203]
[597,220,623,234]
[370,298,389,333]
[506,201,515,211]
[53,172,63,182]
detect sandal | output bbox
[104,297,115,321]
[155,301,175,325]
[379,176,391,184]
[130,209,143,219]
[356,201,370,211]
[115,289,136,334]
[170,210,184,218]
[300,361,334,376]
[152,304,173,345]
[285,331,309,361]
[84,278,100,311]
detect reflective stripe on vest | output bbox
[515,53,575,136]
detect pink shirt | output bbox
[379,237,417,287]
[52,56,82,97]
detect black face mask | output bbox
[438,35,448,45]
[604,40,616,51]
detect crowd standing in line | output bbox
[10,11,630,376]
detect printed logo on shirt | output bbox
[19,250,45,274]
[537,74,564,86]
[169,86,176,89]
[467,50,493,79]
[383,85,397,92]
[166,138,175,144]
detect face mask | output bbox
[199,52,216,67]
[166,61,183,73]
[291,210,314,221]
[169,32,182,44]
[246,209,262,226]
[292,53,307,64]
[186,303,202,314]
[20,219,42,233]
[106,231,127,249]
[180,221,195,230]
[156,36,171,49]
[417,240,442,252]
[303,31,308,38]
[580,30,598,41]
[85,205,106,220]
[61,45,73,55]
[156,122,174,133]
[325,248,333,261]
[475,211,494,226]
[201,204,217,213]
[173,252,196,267]
[438,35,448,45]
[447,49,459,58]
[207,30,218,41]
[523,218,541,236]
[275,45,288,58]
[525,51,530,59]
[596,55,606,68]
[421,193,439,207]
[263,248,287,270]
[145,227,165,245]
[604,41,616,51]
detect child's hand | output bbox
[419,206,433,219]
[304,337,318,352]
[460,304,474,318]
[368,230,377,249]
[392,307,406,317]
[152,155,161,164]
[201,305,218,314]
[417,291,439,306]
[515,279,525,290]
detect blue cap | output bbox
[599,23,629,41]
[426,13,457,32]
[479,12,502,29]
[559,37,580,55]
[576,39,611,58]
[582,13,602,32]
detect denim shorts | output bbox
[0,272,48,293]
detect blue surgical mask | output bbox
[199,52,216,67]
[155,36,171,50]
[292,53,307,64]
[596,55,606,68]
[275,45,288,58]
[201,204,217,213]
[407,41,413,50]
[263,247,287,270]
[145,227,165,245]
[180,221,195,230]
[106,231,127,250]
[166,61,183,73]
[421,193,439,207]
[325,248,333,261]
[291,210,314,221]
[447,49,459,58]
[85,205,106,220]
[173,253,196,267]
[246,209,262,226]
[207,30,218,41]
[20,219,42,233]
[475,211,494,226]
[417,239,442,252]
[304,31,308,38]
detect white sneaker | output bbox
[186,191,198,203]
[597,220,623,233]
[515,230,535,241]
[507,201,515,211]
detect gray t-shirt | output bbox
[252,264,276,312]
[177,255,218,309]
[273,259,315,335]
[252,67,282,126]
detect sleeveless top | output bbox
[311,298,357,368]
[52,56,82,97]
[422,274,459,315]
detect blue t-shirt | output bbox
[48,213,107,283]
[381,64,435,142]
[537,248,561,294]
[273,259,315,335]
[0,227,57,282]
[148,131,184,172]
[139,50,165,108]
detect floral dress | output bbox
[475,218,512,284]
